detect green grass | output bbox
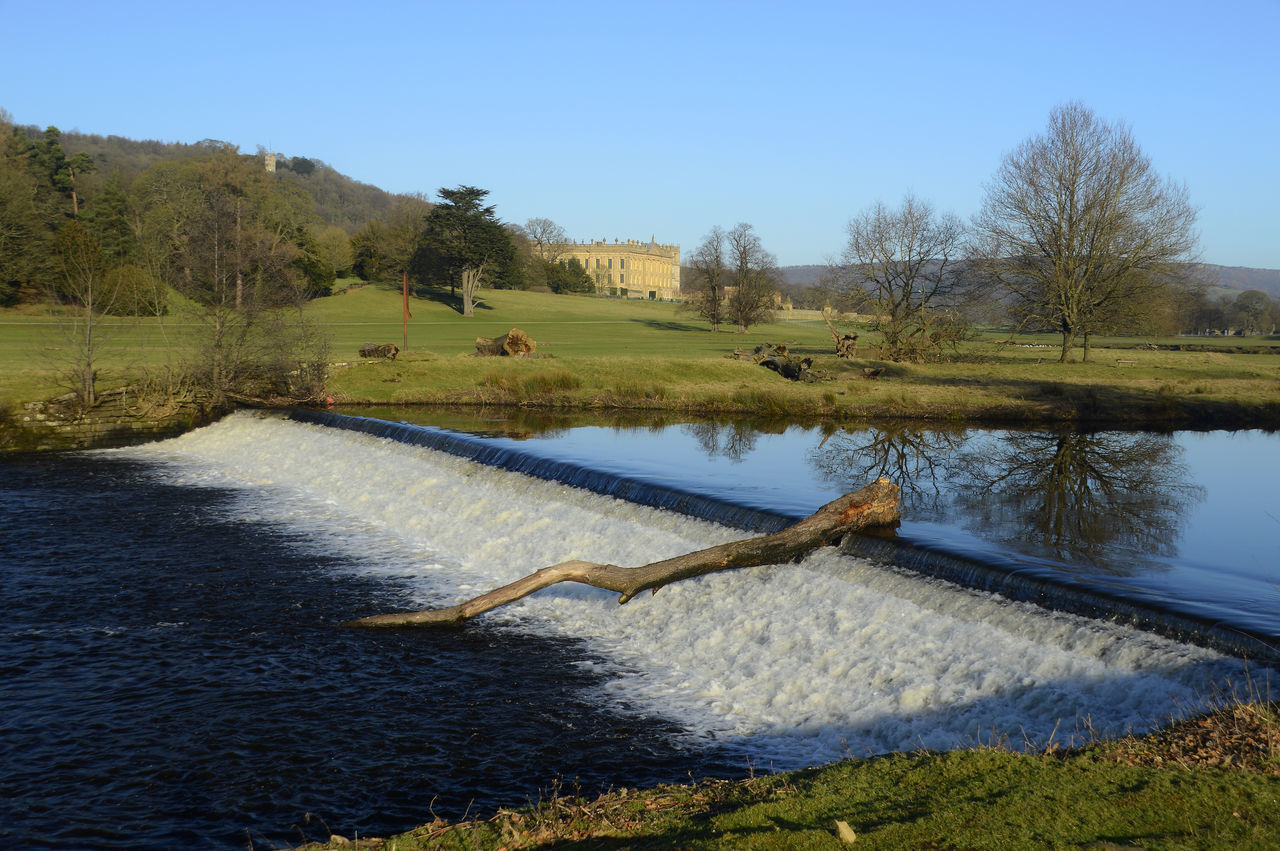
[3,284,1280,428]
[300,697,1280,849]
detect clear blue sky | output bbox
[3,0,1277,269]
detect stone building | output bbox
[559,238,680,301]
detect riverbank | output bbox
[322,345,1280,430]
[297,695,1279,849]
[5,287,1280,441]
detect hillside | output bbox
[25,125,402,233]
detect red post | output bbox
[402,270,410,351]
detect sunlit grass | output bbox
[3,286,1279,426]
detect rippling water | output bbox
[0,413,1257,848]
[1,449,727,848]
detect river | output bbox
[1,410,1271,848]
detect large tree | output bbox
[725,222,778,333]
[1231,290,1274,335]
[684,225,728,332]
[134,151,328,404]
[972,102,1198,361]
[0,114,52,304]
[350,193,431,282]
[414,186,516,316]
[834,193,971,362]
[523,216,568,261]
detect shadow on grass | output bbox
[630,318,713,333]
[371,279,496,314]
[899,371,1280,429]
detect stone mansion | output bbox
[559,238,681,301]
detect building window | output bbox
[620,274,625,284]
[608,258,613,269]
[620,258,626,270]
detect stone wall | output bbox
[4,387,224,452]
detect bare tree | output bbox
[684,225,728,332]
[972,101,1199,362]
[833,194,971,361]
[524,216,569,261]
[52,221,117,408]
[725,222,778,333]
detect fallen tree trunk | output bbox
[345,477,900,629]
[474,327,536,357]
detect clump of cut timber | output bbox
[474,327,536,357]
[358,343,399,359]
[345,478,900,629]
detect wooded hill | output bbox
[34,126,399,235]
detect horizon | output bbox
[3,0,1276,271]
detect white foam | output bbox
[111,412,1250,768]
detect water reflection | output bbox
[681,421,762,462]
[808,426,967,514]
[950,431,1206,571]
[808,427,1205,576]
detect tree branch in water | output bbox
[345,478,900,629]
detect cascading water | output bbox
[292,409,1280,665]
[1,410,1261,848]
[136,411,1249,755]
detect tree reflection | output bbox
[807,426,968,513]
[950,431,1205,571]
[680,421,760,462]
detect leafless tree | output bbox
[833,193,972,361]
[52,221,117,408]
[972,101,1199,362]
[725,222,778,333]
[524,216,569,261]
[684,225,729,332]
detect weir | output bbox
[291,409,1280,667]
[99,412,1257,774]
[289,409,797,533]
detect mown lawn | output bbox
[3,284,1279,429]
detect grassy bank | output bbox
[4,284,1279,428]
[299,696,1279,849]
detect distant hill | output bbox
[38,127,401,234]
[1196,264,1280,298]
[781,263,1280,298]
[779,265,828,287]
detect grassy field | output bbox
[312,284,1280,427]
[4,283,1280,428]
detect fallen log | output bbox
[359,342,400,359]
[474,327,536,357]
[345,477,900,629]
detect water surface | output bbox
[1,412,1266,847]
